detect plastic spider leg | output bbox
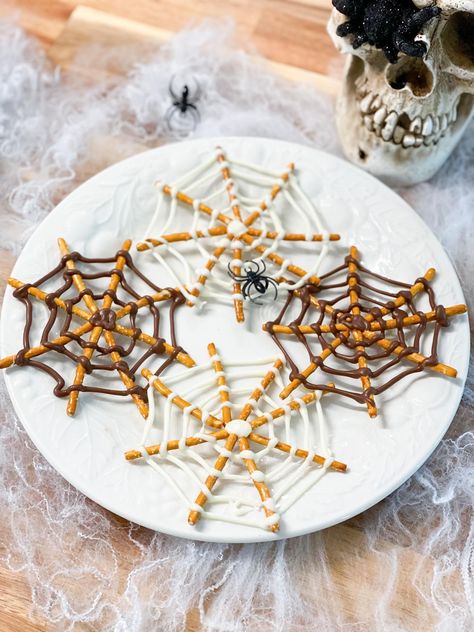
[336,21,357,37]
[242,280,263,304]
[394,36,427,59]
[245,260,262,275]
[182,76,201,102]
[246,281,265,305]
[405,6,441,33]
[332,0,367,18]
[352,33,369,49]
[165,106,179,131]
[187,105,201,129]
[227,261,248,282]
[267,278,279,301]
[383,44,400,64]
[193,81,202,102]
[168,74,180,101]
[166,106,199,132]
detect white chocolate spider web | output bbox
[126,345,346,532]
[137,146,339,322]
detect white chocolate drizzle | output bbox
[138,145,337,309]
[128,352,341,532]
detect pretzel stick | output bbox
[375,338,458,378]
[0,321,92,369]
[188,342,234,526]
[347,246,377,417]
[280,339,344,399]
[136,226,227,251]
[243,164,295,227]
[239,358,283,420]
[111,323,193,367]
[8,278,92,320]
[7,279,173,328]
[216,148,245,322]
[2,281,193,369]
[141,367,223,428]
[248,433,347,472]
[126,428,347,472]
[8,279,174,324]
[267,307,463,379]
[162,185,230,226]
[266,304,466,335]
[187,245,227,306]
[246,228,340,242]
[67,240,131,415]
[125,426,347,472]
[58,238,148,418]
[125,429,229,460]
[188,433,238,526]
[240,232,320,284]
[208,342,232,423]
[252,393,318,428]
[298,268,436,319]
[235,360,284,532]
[238,435,279,532]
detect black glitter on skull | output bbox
[333,0,441,64]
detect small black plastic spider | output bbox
[228,260,278,304]
[166,75,201,132]
[333,0,441,64]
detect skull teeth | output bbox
[357,91,460,148]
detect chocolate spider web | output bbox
[125,344,346,532]
[264,246,466,417]
[136,145,340,323]
[1,238,194,418]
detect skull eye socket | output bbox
[442,12,474,72]
[386,57,434,97]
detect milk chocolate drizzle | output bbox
[12,247,185,404]
[265,253,450,407]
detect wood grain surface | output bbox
[0,2,461,630]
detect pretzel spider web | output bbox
[125,343,346,532]
[264,246,466,417]
[137,145,340,323]
[0,238,194,418]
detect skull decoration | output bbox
[328,1,474,186]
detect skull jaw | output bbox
[336,56,474,187]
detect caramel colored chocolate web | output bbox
[264,246,466,417]
[0,238,195,418]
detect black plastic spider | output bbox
[166,75,201,131]
[227,260,278,304]
[333,0,441,64]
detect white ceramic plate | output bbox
[1,137,469,543]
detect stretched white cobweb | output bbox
[126,344,345,532]
[137,145,339,322]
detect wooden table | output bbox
[0,2,461,630]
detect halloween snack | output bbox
[0,239,194,418]
[264,246,466,417]
[125,343,345,532]
[137,146,340,323]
